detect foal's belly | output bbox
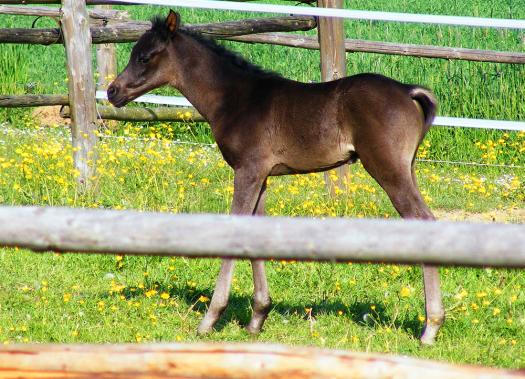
[269,142,357,176]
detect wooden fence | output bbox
[1,342,524,379]
[2,206,525,267]
[1,205,525,377]
[0,2,319,190]
[1,3,524,377]
[2,1,525,189]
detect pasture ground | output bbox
[0,126,523,368]
[0,0,524,370]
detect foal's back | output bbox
[263,73,429,176]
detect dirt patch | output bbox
[32,106,69,127]
[434,209,525,223]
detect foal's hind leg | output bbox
[359,153,444,345]
[409,166,444,345]
[246,180,272,334]
[197,167,267,335]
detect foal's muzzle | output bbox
[107,83,128,108]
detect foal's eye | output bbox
[139,55,150,64]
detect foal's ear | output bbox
[166,10,180,33]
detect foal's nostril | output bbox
[107,85,118,99]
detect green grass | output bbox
[1,1,524,161]
[2,248,523,368]
[0,0,525,369]
[0,127,524,368]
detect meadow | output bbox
[0,0,524,369]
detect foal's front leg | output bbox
[246,180,272,334]
[197,167,267,335]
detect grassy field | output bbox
[0,0,524,369]
[1,1,525,161]
[0,125,524,367]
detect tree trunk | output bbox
[61,0,97,191]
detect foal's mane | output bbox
[150,16,282,80]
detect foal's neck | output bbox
[168,32,256,125]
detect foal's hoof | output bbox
[420,314,444,345]
[245,323,262,335]
[419,326,439,345]
[197,326,212,336]
[245,313,269,335]
[419,334,436,346]
[197,320,215,336]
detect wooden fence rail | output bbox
[61,104,205,121]
[1,343,523,379]
[0,0,118,3]
[2,26,524,64]
[2,0,310,3]
[0,94,68,107]
[0,16,317,44]
[0,4,130,20]
[2,206,525,267]
[0,96,203,121]
[231,32,525,64]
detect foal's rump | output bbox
[265,73,437,175]
[339,73,437,160]
[340,73,437,128]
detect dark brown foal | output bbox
[107,10,444,344]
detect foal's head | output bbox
[107,10,181,107]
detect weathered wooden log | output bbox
[0,94,68,107]
[61,0,97,190]
[189,16,316,38]
[0,0,314,3]
[0,16,317,44]
[0,28,63,44]
[2,206,525,267]
[3,26,523,64]
[95,5,118,89]
[0,95,204,121]
[0,96,205,121]
[61,104,204,121]
[318,0,349,194]
[0,343,523,379]
[229,32,525,64]
[0,0,133,4]
[0,5,130,20]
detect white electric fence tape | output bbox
[95,92,525,131]
[109,0,525,29]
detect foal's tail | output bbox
[409,86,438,128]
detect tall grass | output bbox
[0,2,524,365]
[0,127,523,366]
[0,44,30,123]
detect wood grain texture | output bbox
[61,0,98,190]
[229,33,525,64]
[0,5,129,20]
[1,206,525,267]
[0,94,68,107]
[3,19,524,64]
[95,5,118,90]
[317,0,349,193]
[0,343,523,379]
[61,104,205,121]
[1,0,313,3]
[0,0,133,4]
[0,16,316,44]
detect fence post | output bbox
[61,0,97,191]
[95,5,117,90]
[317,0,349,195]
